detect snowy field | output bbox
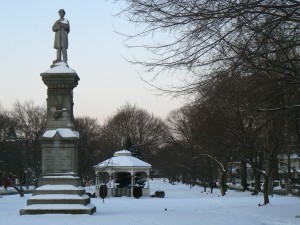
[1,179,300,225]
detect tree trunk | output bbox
[13,184,24,197]
[210,180,214,194]
[263,173,271,205]
[219,171,227,196]
[254,170,261,195]
[252,148,261,195]
[241,161,248,192]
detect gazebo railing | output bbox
[112,188,131,197]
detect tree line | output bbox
[1,89,299,205]
[0,101,169,188]
[110,0,300,205]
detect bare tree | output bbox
[114,0,300,95]
[163,106,203,185]
[0,104,14,142]
[101,103,168,162]
[10,101,46,168]
[114,2,300,201]
[74,117,102,181]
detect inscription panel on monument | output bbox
[44,149,72,172]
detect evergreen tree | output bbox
[99,185,107,203]
[133,186,142,199]
[6,126,17,142]
[124,137,142,159]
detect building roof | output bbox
[94,150,151,169]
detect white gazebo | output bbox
[94,150,152,197]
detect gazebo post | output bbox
[108,169,112,187]
[146,171,150,188]
[95,172,99,187]
[109,169,113,197]
[131,169,134,197]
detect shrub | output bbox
[100,185,108,203]
[155,191,165,198]
[133,186,143,199]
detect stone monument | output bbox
[20,10,96,215]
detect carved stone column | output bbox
[38,62,81,186]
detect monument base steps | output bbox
[20,184,96,215]
[20,203,96,215]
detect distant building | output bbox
[278,154,300,179]
[228,162,252,184]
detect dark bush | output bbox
[155,191,165,198]
[100,185,108,202]
[133,186,143,199]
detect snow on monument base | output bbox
[20,184,96,215]
[20,203,96,215]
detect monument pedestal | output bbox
[38,127,81,187]
[38,176,82,186]
[20,62,96,215]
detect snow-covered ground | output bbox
[1,179,300,225]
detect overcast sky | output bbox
[0,1,184,123]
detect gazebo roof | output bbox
[94,150,151,169]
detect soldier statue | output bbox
[53,9,70,62]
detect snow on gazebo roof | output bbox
[94,150,151,169]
